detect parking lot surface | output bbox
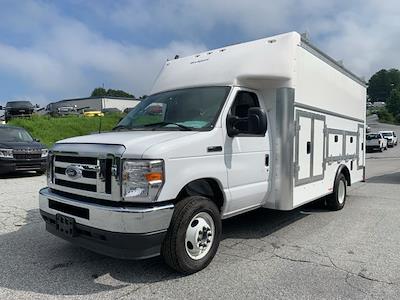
[1,119,400,299]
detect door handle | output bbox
[207,146,222,152]
[265,154,269,166]
[306,141,311,154]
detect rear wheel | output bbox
[326,173,347,211]
[161,196,221,274]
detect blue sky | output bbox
[0,0,399,107]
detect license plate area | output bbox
[56,214,76,237]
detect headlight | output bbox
[122,159,164,202]
[41,148,49,158]
[0,149,13,158]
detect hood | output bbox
[57,130,199,157]
[0,141,45,150]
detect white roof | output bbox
[151,32,301,94]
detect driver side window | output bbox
[230,91,260,132]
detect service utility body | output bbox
[39,32,366,274]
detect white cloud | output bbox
[112,0,400,77]
[0,1,206,104]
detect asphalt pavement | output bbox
[1,118,400,299]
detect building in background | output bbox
[46,96,141,114]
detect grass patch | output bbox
[8,114,122,147]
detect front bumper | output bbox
[39,188,174,259]
[386,139,394,146]
[0,158,46,174]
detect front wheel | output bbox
[161,196,221,274]
[326,173,347,211]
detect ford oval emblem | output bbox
[65,166,82,179]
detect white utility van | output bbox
[39,32,366,274]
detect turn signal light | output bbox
[145,172,163,182]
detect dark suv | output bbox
[4,101,34,122]
[0,125,47,175]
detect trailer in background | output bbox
[45,96,141,116]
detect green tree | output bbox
[367,69,400,102]
[386,87,400,122]
[91,87,107,97]
[90,87,135,98]
[377,107,396,124]
[105,89,134,98]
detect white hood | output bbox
[57,131,198,157]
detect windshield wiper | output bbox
[112,125,131,131]
[143,122,193,131]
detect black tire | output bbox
[326,173,347,211]
[161,196,221,274]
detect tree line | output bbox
[368,68,400,123]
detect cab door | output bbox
[222,87,269,215]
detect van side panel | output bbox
[289,42,366,208]
[293,106,364,208]
[295,45,366,122]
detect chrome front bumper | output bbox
[39,188,174,234]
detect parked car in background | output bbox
[366,133,387,152]
[2,101,34,122]
[379,130,398,147]
[83,111,104,117]
[101,107,121,114]
[0,125,48,174]
[56,106,80,116]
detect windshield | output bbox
[116,86,231,130]
[367,134,380,140]
[0,127,34,142]
[6,101,33,108]
[381,132,392,137]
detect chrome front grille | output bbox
[48,143,125,201]
[53,156,100,193]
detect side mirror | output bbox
[227,107,267,137]
[248,107,267,135]
[34,138,41,142]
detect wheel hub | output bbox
[338,180,345,204]
[185,212,215,260]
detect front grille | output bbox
[14,153,42,159]
[51,154,113,197]
[55,156,97,165]
[13,149,42,160]
[54,178,97,192]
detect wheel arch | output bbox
[335,164,351,186]
[175,178,225,211]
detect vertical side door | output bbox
[222,87,269,215]
[295,110,326,186]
